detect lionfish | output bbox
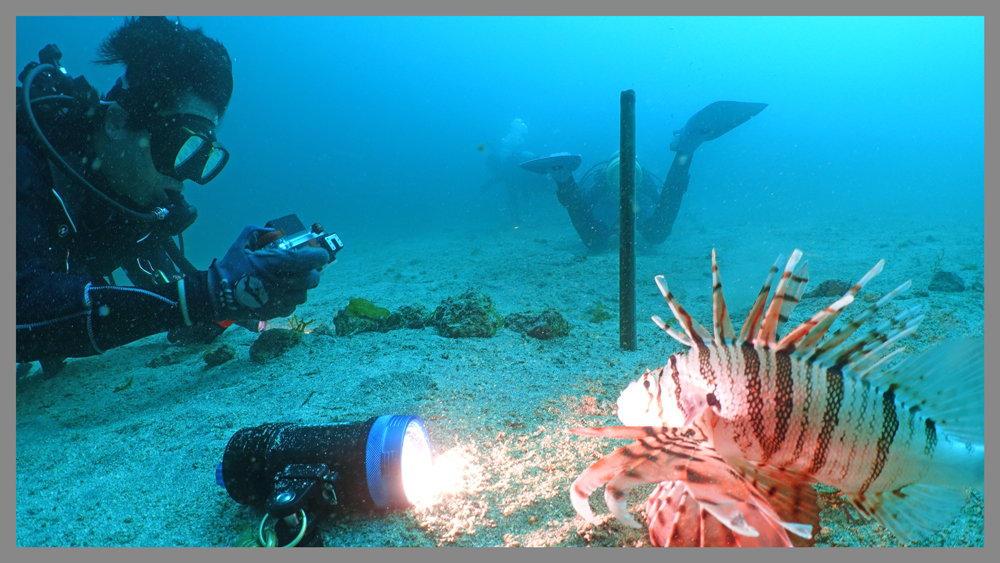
[570,249,984,547]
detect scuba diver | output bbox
[520,101,768,250]
[480,118,551,224]
[16,17,330,378]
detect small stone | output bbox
[203,344,236,367]
[432,289,504,338]
[928,271,964,293]
[506,309,571,340]
[804,279,852,299]
[249,329,303,364]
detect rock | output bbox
[334,297,391,336]
[804,279,852,299]
[249,329,303,364]
[399,304,432,329]
[203,344,236,367]
[506,309,571,340]
[928,271,964,293]
[432,289,504,338]
[334,299,432,335]
[147,350,186,368]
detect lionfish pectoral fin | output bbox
[725,458,822,540]
[698,501,760,537]
[679,387,709,427]
[569,426,679,527]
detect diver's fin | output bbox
[672,101,768,152]
[518,153,582,175]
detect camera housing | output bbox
[261,214,343,264]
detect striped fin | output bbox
[568,426,699,526]
[569,427,815,543]
[814,303,923,369]
[868,336,984,446]
[646,480,816,547]
[652,315,695,347]
[711,249,736,344]
[781,259,888,355]
[655,275,712,346]
[725,458,821,542]
[737,254,784,345]
[851,483,970,545]
[775,260,809,336]
[807,280,913,365]
[756,249,804,347]
[777,293,854,354]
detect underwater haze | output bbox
[15,16,986,548]
[16,16,984,268]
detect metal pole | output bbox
[619,90,637,351]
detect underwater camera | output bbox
[216,415,433,547]
[254,214,344,265]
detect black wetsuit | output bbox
[554,150,693,251]
[16,134,218,366]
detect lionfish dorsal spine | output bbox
[655,275,711,346]
[782,259,895,356]
[652,315,695,347]
[737,254,784,345]
[711,249,736,344]
[756,249,804,347]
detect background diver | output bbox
[520,101,768,251]
[480,118,551,224]
[16,17,330,379]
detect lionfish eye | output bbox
[643,380,651,389]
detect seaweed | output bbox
[113,376,134,393]
[287,315,315,333]
[588,302,614,323]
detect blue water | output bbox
[16,16,983,269]
[14,17,986,547]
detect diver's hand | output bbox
[207,225,328,322]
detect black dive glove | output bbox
[207,225,329,323]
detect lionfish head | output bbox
[616,362,688,428]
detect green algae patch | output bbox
[346,298,391,320]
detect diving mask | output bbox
[146,113,230,185]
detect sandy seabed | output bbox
[15,205,985,547]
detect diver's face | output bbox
[96,94,219,207]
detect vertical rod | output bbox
[619,90,637,351]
